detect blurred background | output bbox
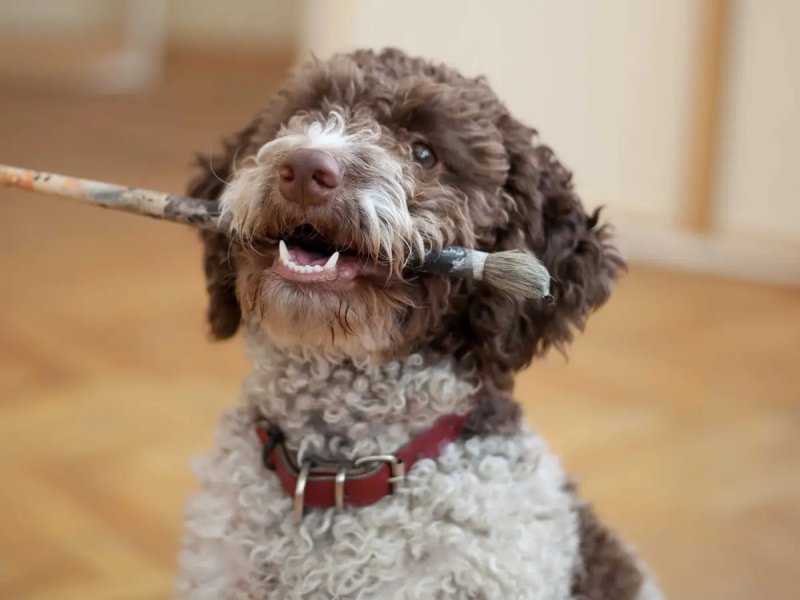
[0,1,798,598]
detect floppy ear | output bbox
[467,117,624,388]
[188,121,259,340]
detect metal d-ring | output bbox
[294,462,311,524]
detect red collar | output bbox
[255,413,467,522]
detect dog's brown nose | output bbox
[277,149,340,206]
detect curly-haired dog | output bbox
[177,49,662,599]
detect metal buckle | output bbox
[293,455,406,524]
[294,462,311,524]
[352,454,406,490]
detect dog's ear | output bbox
[467,116,624,387]
[188,121,259,340]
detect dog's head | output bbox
[192,49,623,389]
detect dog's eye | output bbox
[411,142,437,168]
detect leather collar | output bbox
[255,413,467,521]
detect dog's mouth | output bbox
[272,224,390,286]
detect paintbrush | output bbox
[0,164,551,301]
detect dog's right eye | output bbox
[411,142,437,169]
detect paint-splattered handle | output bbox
[0,164,548,298]
[0,164,223,231]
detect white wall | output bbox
[303,0,701,226]
[715,0,800,243]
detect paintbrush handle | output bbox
[0,164,547,294]
[0,164,222,231]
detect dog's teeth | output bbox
[279,240,290,264]
[325,252,340,270]
[277,242,339,277]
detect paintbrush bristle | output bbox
[483,250,551,301]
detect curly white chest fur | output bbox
[176,333,580,599]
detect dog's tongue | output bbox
[276,240,361,283]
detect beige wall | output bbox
[0,0,301,49]
[0,0,118,34]
[167,1,300,49]
[303,0,702,227]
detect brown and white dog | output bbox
[177,49,661,599]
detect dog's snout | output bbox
[277,149,340,206]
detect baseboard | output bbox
[614,217,800,286]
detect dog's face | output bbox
[193,49,622,387]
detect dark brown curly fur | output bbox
[187,120,259,339]
[189,49,623,392]
[571,503,645,600]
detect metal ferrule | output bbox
[414,246,487,280]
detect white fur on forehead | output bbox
[257,111,379,156]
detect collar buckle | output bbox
[293,455,406,524]
[353,454,406,490]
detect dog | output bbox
[176,48,662,599]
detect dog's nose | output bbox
[277,149,340,206]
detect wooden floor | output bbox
[1,50,799,600]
